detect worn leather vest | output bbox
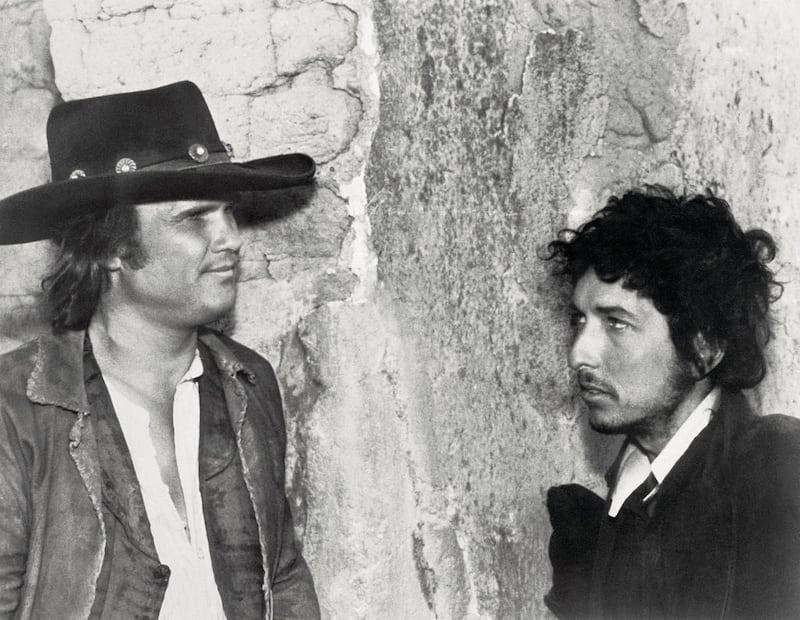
[85,341,264,619]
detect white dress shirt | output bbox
[608,387,721,517]
[105,351,227,619]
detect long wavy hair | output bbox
[42,204,145,332]
[547,185,783,390]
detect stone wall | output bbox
[0,0,798,618]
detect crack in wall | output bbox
[623,88,662,143]
[412,527,438,611]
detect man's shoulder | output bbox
[742,411,800,437]
[732,408,800,454]
[0,330,87,409]
[722,398,800,492]
[0,334,51,383]
[719,390,800,446]
[0,334,66,406]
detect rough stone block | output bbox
[606,95,646,139]
[204,94,254,160]
[624,77,676,142]
[272,2,358,75]
[635,0,685,38]
[1,4,54,92]
[0,2,57,212]
[413,521,471,618]
[249,69,362,162]
[40,0,85,22]
[0,88,54,161]
[290,301,434,618]
[239,186,351,266]
[230,182,357,354]
[47,8,278,99]
[275,0,317,8]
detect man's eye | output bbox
[606,316,629,330]
[569,312,586,327]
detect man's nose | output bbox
[568,322,600,371]
[212,208,242,254]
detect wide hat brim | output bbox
[0,152,315,245]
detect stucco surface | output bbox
[0,0,56,349]
[0,0,798,617]
[366,0,800,616]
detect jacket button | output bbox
[154,564,171,581]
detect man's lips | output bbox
[205,263,238,273]
[577,378,616,400]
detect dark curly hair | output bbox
[547,185,782,390]
[41,204,145,333]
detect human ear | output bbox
[101,255,123,271]
[691,332,725,379]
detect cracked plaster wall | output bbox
[367,0,800,617]
[1,0,799,618]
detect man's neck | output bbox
[632,379,715,461]
[88,305,199,403]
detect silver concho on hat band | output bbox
[115,158,137,173]
[188,143,209,163]
[69,169,86,179]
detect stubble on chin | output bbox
[586,402,636,436]
[585,364,697,439]
[588,406,658,437]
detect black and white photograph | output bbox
[0,1,797,618]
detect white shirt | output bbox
[105,351,227,619]
[608,387,721,517]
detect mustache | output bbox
[576,369,617,398]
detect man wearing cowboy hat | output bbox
[0,82,319,618]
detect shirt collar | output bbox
[180,348,204,383]
[650,386,720,483]
[26,328,252,415]
[608,386,720,516]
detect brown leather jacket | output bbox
[0,328,319,619]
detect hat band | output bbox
[66,150,232,180]
[137,151,231,172]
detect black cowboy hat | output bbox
[0,80,316,244]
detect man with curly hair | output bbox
[544,186,800,619]
[0,82,320,618]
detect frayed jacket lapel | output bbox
[23,331,106,618]
[83,343,159,560]
[198,329,280,618]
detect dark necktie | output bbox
[622,472,659,516]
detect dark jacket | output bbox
[546,390,800,619]
[0,328,319,619]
